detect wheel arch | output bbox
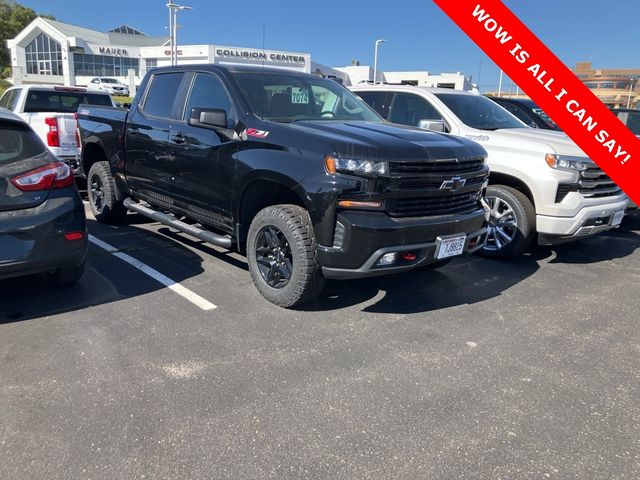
[236,175,310,254]
[488,171,536,209]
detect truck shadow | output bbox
[304,252,540,314]
[303,216,640,313]
[0,217,208,324]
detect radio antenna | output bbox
[262,23,266,69]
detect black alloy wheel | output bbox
[90,173,105,213]
[255,225,293,289]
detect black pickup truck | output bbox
[78,65,490,307]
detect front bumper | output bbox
[318,208,488,279]
[537,197,629,245]
[0,189,87,281]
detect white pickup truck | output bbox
[0,85,114,173]
[352,85,629,258]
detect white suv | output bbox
[88,77,129,96]
[352,85,629,257]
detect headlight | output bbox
[324,155,387,176]
[545,153,592,172]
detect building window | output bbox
[145,58,158,68]
[25,33,63,76]
[73,53,139,77]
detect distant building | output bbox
[574,61,640,109]
[315,64,476,91]
[6,17,311,89]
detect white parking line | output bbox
[88,234,217,311]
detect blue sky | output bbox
[19,0,640,91]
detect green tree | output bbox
[0,0,55,77]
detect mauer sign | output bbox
[433,0,640,205]
[98,47,129,56]
[215,48,305,65]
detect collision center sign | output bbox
[433,0,640,205]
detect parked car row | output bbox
[0,65,635,308]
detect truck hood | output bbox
[284,121,487,162]
[491,128,587,157]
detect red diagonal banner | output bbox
[433,0,640,206]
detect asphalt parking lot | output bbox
[1,206,639,480]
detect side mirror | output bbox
[189,107,228,129]
[418,119,446,132]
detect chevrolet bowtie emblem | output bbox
[439,176,466,192]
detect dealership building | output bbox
[7,17,473,92]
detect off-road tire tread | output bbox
[88,161,127,224]
[48,262,86,285]
[247,204,325,308]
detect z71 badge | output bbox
[243,128,270,139]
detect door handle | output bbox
[171,132,186,144]
[127,127,139,135]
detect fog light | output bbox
[377,252,397,267]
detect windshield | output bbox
[234,72,382,123]
[435,93,526,130]
[24,91,113,113]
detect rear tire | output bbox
[247,205,325,308]
[88,161,127,224]
[48,262,85,285]
[479,185,536,259]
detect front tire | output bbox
[479,185,536,258]
[88,161,127,224]
[247,205,325,308]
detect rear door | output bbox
[166,71,238,230]
[124,71,188,204]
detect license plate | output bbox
[436,234,467,260]
[612,210,625,226]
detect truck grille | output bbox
[579,166,622,198]
[388,156,485,175]
[382,156,488,218]
[387,192,481,218]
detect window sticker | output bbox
[291,87,309,104]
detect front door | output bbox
[166,72,237,231]
[38,60,51,75]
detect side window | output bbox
[388,93,443,127]
[0,90,14,109]
[184,73,233,123]
[142,72,184,119]
[500,102,532,125]
[0,89,19,111]
[356,91,390,118]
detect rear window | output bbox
[24,91,113,113]
[0,121,47,165]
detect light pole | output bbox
[498,69,504,97]
[373,39,386,85]
[626,78,636,109]
[166,2,192,66]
